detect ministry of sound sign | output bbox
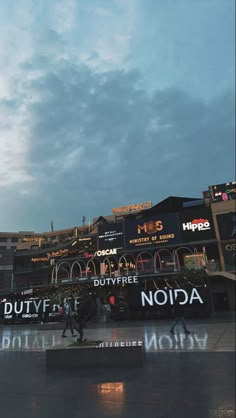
[124,213,181,249]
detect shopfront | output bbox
[0,269,211,324]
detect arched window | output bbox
[136,251,154,274]
[155,248,175,272]
[118,254,136,275]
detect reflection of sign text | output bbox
[97,341,143,348]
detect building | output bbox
[0,181,235,323]
[0,226,88,292]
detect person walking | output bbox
[62,299,77,338]
[170,295,191,334]
[96,296,103,322]
[75,294,93,342]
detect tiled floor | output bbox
[0,317,235,418]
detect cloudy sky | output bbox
[0,0,235,232]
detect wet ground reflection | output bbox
[1,320,234,352]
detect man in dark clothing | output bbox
[74,295,94,342]
[62,300,77,338]
[170,296,191,334]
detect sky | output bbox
[0,0,235,232]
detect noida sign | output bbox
[141,288,204,306]
[1,283,204,321]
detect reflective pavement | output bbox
[0,318,235,418]
[0,319,234,352]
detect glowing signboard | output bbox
[112,201,152,214]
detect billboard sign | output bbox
[112,201,152,214]
[209,182,236,202]
[124,213,181,249]
[98,222,124,250]
[216,212,236,240]
[141,287,204,307]
[180,207,215,242]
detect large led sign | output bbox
[209,182,236,202]
[98,222,124,250]
[180,207,215,242]
[125,213,181,249]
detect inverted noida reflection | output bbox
[0,329,209,352]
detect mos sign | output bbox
[124,213,181,249]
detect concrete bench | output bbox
[46,342,144,368]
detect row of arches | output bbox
[51,246,208,284]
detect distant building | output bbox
[0,226,87,292]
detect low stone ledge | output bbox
[46,342,144,368]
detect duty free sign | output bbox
[1,276,205,319]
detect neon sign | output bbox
[23,237,45,242]
[112,201,152,214]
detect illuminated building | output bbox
[0,182,235,323]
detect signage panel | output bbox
[180,207,215,242]
[98,222,124,250]
[216,212,236,240]
[124,213,181,249]
[221,241,236,272]
[112,201,152,214]
[209,182,236,202]
[141,287,205,307]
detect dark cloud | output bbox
[5,57,233,232]
[0,1,235,233]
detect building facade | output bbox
[0,226,88,292]
[0,181,235,322]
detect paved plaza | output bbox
[0,316,235,418]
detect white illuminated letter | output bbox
[133,276,138,283]
[4,302,13,315]
[74,298,80,311]
[33,300,42,313]
[25,300,32,313]
[174,289,188,304]
[14,301,23,314]
[43,299,50,312]
[154,290,168,305]
[189,288,204,304]
[169,289,174,305]
[141,291,153,306]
